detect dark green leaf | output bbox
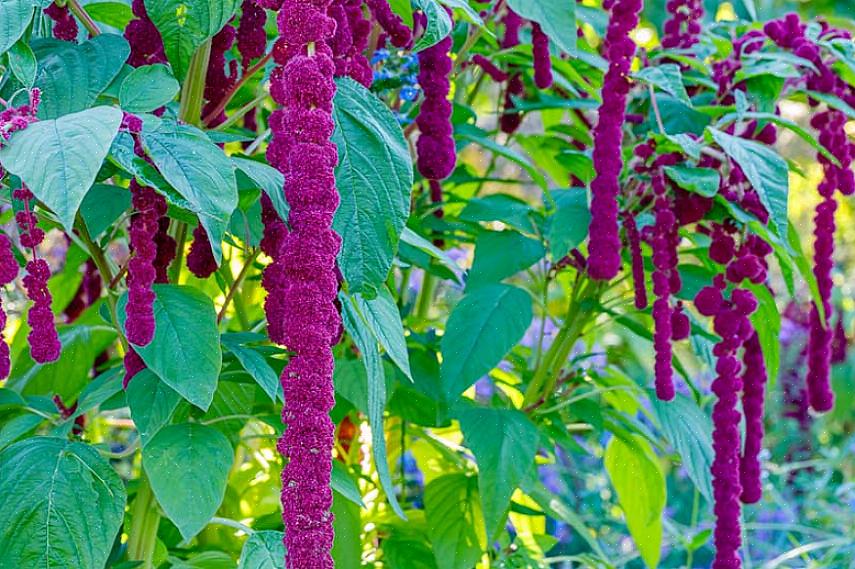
[458,194,538,234]
[0,437,126,568]
[143,423,233,540]
[664,166,720,198]
[0,0,33,56]
[79,183,132,237]
[352,287,412,380]
[7,40,37,87]
[332,77,412,294]
[424,474,486,569]
[506,0,576,55]
[748,283,780,383]
[636,64,692,106]
[85,1,134,28]
[238,531,285,569]
[458,407,539,538]
[126,369,182,444]
[332,491,362,569]
[221,335,281,402]
[468,230,544,288]
[0,106,123,232]
[232,156,288,222]
[399,228,463,281]
[441,284,532,398]
[411,0,452,52]
[119,64,180,113]
[545,188,591,259]
[118,285,222,411]
[142,119,238,263]
[332,461,364,507]
[0,413,43,451]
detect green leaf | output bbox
[332,461,364,507]
[458,407,540,539]
[126,369,182,444]
[411,0,452,52]
[142,119,238,264]
[0,413,43,451]
[143,423,233,540]
[545,188,591,259]
[7,40,37,87]
[441,284,532,398]
[663,166,721,198]
[85,1,135,29]
[424,474,487,569]
[238,531,285,569]
[232,156,288,222]
[0,437,126,568]
[332,77,412,295]
[118,285,223,411]
[7,324,117,401]
[468,230,545,288]
[79,183,132,237]
[331,491,362,569]
[747,283,781,383]
[459,193,538,234]
[0,106,123,232]
[604,436,666,569]
[708,127,789,238]
[144,0,240,80]
[437,0,485,28]
[636,64,692,106]
[399,227,463,280]
[387,0,413,26]
[341,296,405,518]
[221,334,281,402]
[0,0,33,56]
[352,287,412,380]
[32,34,130,118]
[649,393,713,503]
[719,111,839,166]
[119,64,180,113]
[506,0,576,55]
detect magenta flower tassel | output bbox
[125,0,167,67]
[499,9,524,134]
[238,0,268,68]
[622,213,647,309]
[470,54,508,82]
[0,234,19,378]
[661,0,703,49]
[267,0,342,564]
[153,217,176,284]
[531,23,553,89]
[366,0,412,48]
[187,225,219,279]
[126,181,166,347]
[44,3,79,42]
[416,29,455,182]
[329,0,373,86]
[586,0,643,281]
[204,25,239,127]
[739,329,767,505]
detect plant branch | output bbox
[203,52,272,127]
[217,249,259,323]
[67,0,101,37]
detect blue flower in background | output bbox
[371,49,390,65]
[400,86,419,102]
[374,68,393,82]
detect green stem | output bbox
[169,222,188,284]
[214,92,267,132]
[66,0,100,37]
[126,475,161,569]
[415,271,438,322]
[179,41,212,127]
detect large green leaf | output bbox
[332,77,412,295]
[144,0,240,80]
[545,188,591,259]
[352,286,412,380]
[143,423,233,540]
[441,284,532,398]
[709,127,789,238]
[341,296,405,518]
[221,334,281,402]
[604,436,666,569]
[424,474,486,569]
[0,0,33,56]
[7,40,37,87]
[118,285,222,411]
[649,393,713,503]
[663,166,720,198]
[85,1,135,29]
[506,0,576,55]
[126,369,182,444]
[142,119,238,263]
[31,34,129,118]
[411,0,452,51]
[119,63,180,113]
[0,437,126,569]
[238,531,285,569]
[458,407,540,539]
[635,64,692,106]
[468,230,545,289]
[232,156,289,222]
[0,106,123,232]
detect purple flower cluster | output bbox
[44,3,79,42]
[64,260,102,322]
[661,0,703,49]
[204,25,239,127]
[266,0,343,564]
[329,0,373,87]
[499,10,524,134]
[125,0,167,67]
[622,213,647,310]
[739,331,767,504]
[0,234,19,379]
[187,226,218,279]
[153,217,176,284]
[238,0,268,68]
[416,28,455,182]
[531,23,553,89]
[764,14,855,413]
[469,54,508,82]
[0,90,40,144]
[586,0,643,281]
[126,181,166,347]
[366,0,412,48]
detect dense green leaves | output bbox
[119,64,180,112]
[143,0,240,80]
[441,284,533,398]
[0,106,122,231]
[458,407,540,538]
[424,474,486,569]
[604,436,666,569]
[0,437,126,569]
[143,423,233,540]
[119,285,222,411]
[142,119,238,263]
[332,77,412,295]
[506,0,576,54]
[636,64,692,106]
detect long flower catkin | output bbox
[266,0,342,564]
[416,28,455,182]
[587,0,643,281]
[0,234,19,378]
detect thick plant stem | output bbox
[415,271,438,322]
[67,0,100,37]
[179,40,213,127]
[126,475,161,569]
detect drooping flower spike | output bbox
[44,3,79,42]
[0,234,19,379]
[531,23,553,89]
[661,0,704,49]
[366,0,412,48]
[416,20,455,183]
[237,0,268,68]
[187,226,219,279]
[125,0,167,67]
[586,0,643,281]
